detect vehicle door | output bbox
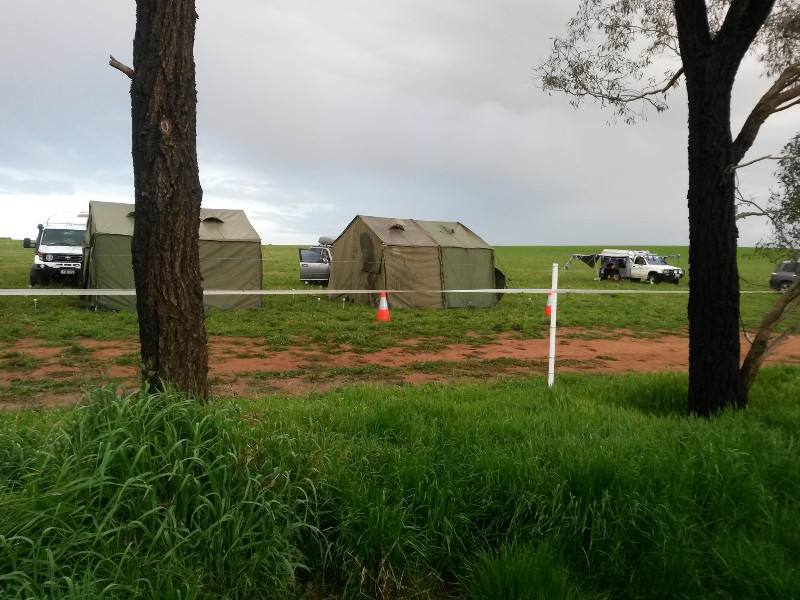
[629,256,648,280]
[299,248,328,281]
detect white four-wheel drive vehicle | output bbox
[23,212,88,286]
[568,249,685,284]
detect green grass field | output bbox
[0,239,783,349]
[1,238,798,598]
[1,371,799,598]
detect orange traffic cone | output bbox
[545,292,552,317]
[376,291,391,322]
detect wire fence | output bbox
[0,287,779,297]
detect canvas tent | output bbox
[82,200,263,311]
[328,215,505,309]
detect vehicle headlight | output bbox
[45,254,54,261]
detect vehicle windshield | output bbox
[647,255,668,265]
[40,229,84,246]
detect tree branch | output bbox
[728,153,791,173]
[623,67,685,102]
[109,54,134,79]
[735,210,769,220]
[735,195,773,221]
[576,67,685,105]
[733,63,800,164]
[740,279,800,390]
[714,0,778,85]
[774,97,800,114]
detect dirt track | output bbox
[2,329,799,409]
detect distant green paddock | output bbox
[0,240,784,351]
[1,239,776,291]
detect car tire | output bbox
[778,281,792,293]
[647,273,658,285]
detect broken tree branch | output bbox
[729,154,784,172]
[109,54,134,79]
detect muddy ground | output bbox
[2,329,799,410]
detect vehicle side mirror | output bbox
[23,238,33,248]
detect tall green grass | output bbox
[281,371,800,599]
[0,387,316,598]
[3,369,800,598]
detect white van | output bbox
[23,212,88,286]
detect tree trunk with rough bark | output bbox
[130,0,209,399]
[684,84,747,415]
[675,0,775,416]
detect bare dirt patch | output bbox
[2,329,799,410]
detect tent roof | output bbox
[347,215,491,249]
[415,220,491,249]
[87,200,261,242]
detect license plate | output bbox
[60,269,76,275]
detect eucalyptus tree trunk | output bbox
[683,79,747,415]
[129,0,209,399]
[675,0,775,416]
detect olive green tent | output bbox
[328,215,505,309]
[82,200,262,311]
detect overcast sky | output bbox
[0,1,796,247]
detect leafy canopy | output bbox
[535,0,799,123]
[762,134,800,259]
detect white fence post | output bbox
[548,263,558,387]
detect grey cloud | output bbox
[0,170,75,196]
[0,0,794,246]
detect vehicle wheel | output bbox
[647,273,658,285]
[672,279,680,285]
[29,268,41,287]
[779,281,792,293]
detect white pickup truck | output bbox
[23,212,88,286]
[569,249,685,284]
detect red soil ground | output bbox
[2,329,799,410]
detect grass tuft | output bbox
[0,386,315,598]
[460,543,576,600]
